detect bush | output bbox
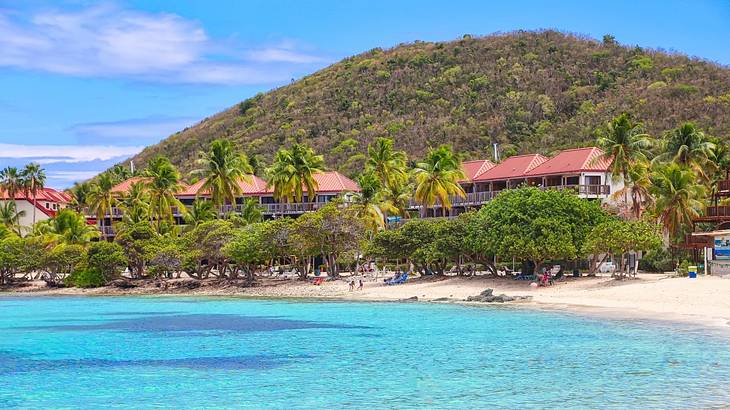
[64,268,106,288]
[86,241,127,282]
[638,248,674,272]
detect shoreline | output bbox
[4,274,730,332]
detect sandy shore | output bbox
[4,273,730,329]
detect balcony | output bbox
[696,205,730,222]
[717,180,730,196]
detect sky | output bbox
[0,0,729,188]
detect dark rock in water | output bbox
[400,296,418,302]
[466,291,530,303]
[432,297,452,302]
[111,280,137,289]
[480,288,494,297]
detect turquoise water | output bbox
[1,297,729,409]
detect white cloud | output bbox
[0,5,328,85]
[47,170,102,182]
[69,116,198,142]
[0,143,143,164]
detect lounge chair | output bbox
[515,273,536,281]
[386,273,408,285]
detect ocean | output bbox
[1,296,728,409]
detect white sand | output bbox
[7,273,730,329]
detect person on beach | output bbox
[358,279,364,291]
[349,280,355,291]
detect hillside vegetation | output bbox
[126,30,730,178]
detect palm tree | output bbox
[185,199,216,227]
[366,137,407,188]
[109,164,133,183]
[67,182,92,213]
[192,139,253,208]
[0,166,24,201]
[611,160,654,219]
[0,201,26,235]
[87,173,116,240]
[144,156,187,232]
[233,198,264,225]
[21,163,46,225]
[596,113,652,211]
[655,122,715,180]
[118,181,150,225]
[412,145,466,217]
[379,180,412,218]
[352,172,385,233]
[267,144,325,203]
[37,209,99,245]
[650,163,706,242]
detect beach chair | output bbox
[515,273,536,281]
[386,273,408,285]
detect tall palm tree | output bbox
[412,145,466,217]
[596,113,652,211]
[67,181,92,213]
[379,180,412,218]
[655,122,715,180]
[87,173,116,240]
[267,144,325,203]
[365,137,408,188]
[185,199,216,227]
[650,163,706,242]
[611,160,654,219]
[0,166,24,201]
[234,198,264,225]
[144,156,187,232]
[118,181,150,225]
[352,172,385,233]
[192,139,253,208]
[21,163,46,225]
[0,201,26,235]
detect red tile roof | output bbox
[309,171,360,193]
[473,154,548,182]
[178,175,269,197]
[525,147,611,177]
[460,160,495,182]
[0,187,72,203]
[111,177,149,194]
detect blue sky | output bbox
[1,0,729,188]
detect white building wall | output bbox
[0,199,53,236]
[578,172,624,204]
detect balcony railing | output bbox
[718,179,730,195]
[408,184,610,208]
[703,206,730,219]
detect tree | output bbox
[0,201,25,235]
[114,222,158,279]
[144,236,185,279]
[34,209,100,245]
[85,241,127,284]
[582,219,662,277]
[655,122,715,181]
[379,180,412,218]
[595,113,652,210]
[144,156,187,232]
[611,160,654,219]
[182,220,236,279]
[267,144,325,203]
[0,166,24,201]
[352,172,385,234]
[21,163,46,225]
[230,198,264,225]
[472,187,608,273]
[412,145,466,216]
[43,244,85,286]
[0,236,24,285]
[192,139,253,208]
[118,181,150,225]
[87,173,116,240]
[224,222,272,283]
[650,163,706,242]
[365,137,408,188]
[67,181,92,212]
[185,198,217,227]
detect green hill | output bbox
[126,30,730,178]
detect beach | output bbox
[7,273,730,329]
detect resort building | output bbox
[412,146,622,216]
[0,187,72,235]
[95,171,360,238]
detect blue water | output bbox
[1,297,729,409]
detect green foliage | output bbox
[65,268,106,288]
[0,236,24,285]
[86,241,127,282]
[582,219,662,257]
[638,248,674,272]
[473,187,608,268]
[114,222,158,278]
[121,31,730,175]
[144,236,184,278]
[182,220,236,279]
[224,222,272,281]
